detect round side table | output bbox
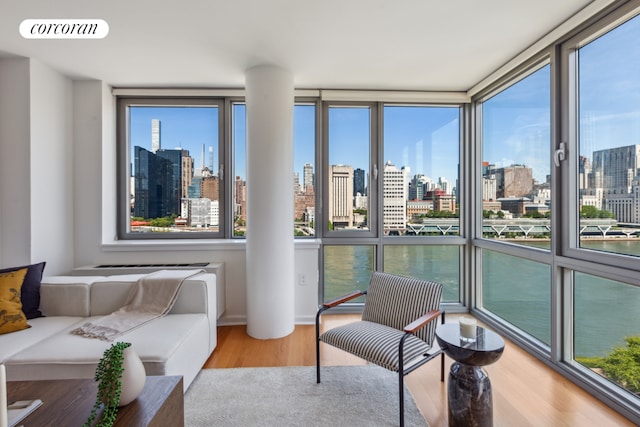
[436,322,505,427]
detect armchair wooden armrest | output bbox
[322,291,366,308]
[403,309,442,334]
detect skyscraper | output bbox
[329,165,354,228]
[383,161,407,233]
[134,146,177,219]
[303,163,314,192]
[354,168,365,196]
[156,148,183,216]
[151,119,161,153]
[181,150,194,201]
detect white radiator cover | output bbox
[72,262,222,276]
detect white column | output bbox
[245,65,295,339]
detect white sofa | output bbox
[0,272,224,391]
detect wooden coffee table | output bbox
[7,375,183,427]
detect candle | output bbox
[459,316,477,341]
[0,364,7,427]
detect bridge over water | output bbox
[404,218,640,238]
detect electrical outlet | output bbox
[298,273,307,286]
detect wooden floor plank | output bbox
[204,314,635,427]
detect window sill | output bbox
[101,238,321,252]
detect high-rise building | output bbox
[155,148,183,215]
[188,176,202,198]
[293,172,301,193]
[438,177,450,194]
[329,165,354,228]
[585,144,640,222]
[202,176,220,201]
[383,161,407,233]
[294,185,315,222]
[181,150,194,201]
[409,174,428,201]
[590,145,640,191]
[133,146,178,219]
[483,175,497,201]
[151,119,161,153]
[303,163,314,192]
[235,176,247,223]
[485,164,533,198]
[354,168,365,196]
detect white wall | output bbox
[0,58,74,274]
[29,59,74,274]
[73,80,106,262]
[0,58,31,267]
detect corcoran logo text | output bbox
[20,19,109,39]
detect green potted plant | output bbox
[84,341,132,427]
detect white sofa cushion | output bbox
[40,277,98,317]
[0,316,83,364]
[5,313,209,390]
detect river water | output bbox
[324,241,640,358]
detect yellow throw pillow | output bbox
[0,268,29,334]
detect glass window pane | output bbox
[574,272,640,395]
[482,249,550,344]
[327,107,371,232]
[128,104,220,234]
[233,103,246,237]
[383,245,459,302]
[577,15,640,257]
[384,106,460,236]
[481,65,551,249]
[323,245,374,302]
[294,104,316,237]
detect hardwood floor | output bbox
[204,314,635,427]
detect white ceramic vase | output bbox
[118,346,146,406]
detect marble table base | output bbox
[448,362,493,427]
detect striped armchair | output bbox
[315,272,445,427]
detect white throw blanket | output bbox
[71,269,204,341]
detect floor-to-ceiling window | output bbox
[293,102,317,237]
[321,102,463,304]
[476,61,553,346]
[382,105,462,303]
[473,3,640,419]
[322,103,377,301]
[561,6,640,406]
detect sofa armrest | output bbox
[171,273,218,353]
[170,273,216,315]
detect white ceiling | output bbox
[0,0,599,91]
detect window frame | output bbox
[322,102,379,239]
[471,54,556,357]
[116,96,226,240]
[293,98,321,239]
[560,4,640,273]
[320,100,466,307]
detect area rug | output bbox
[184,365,429,427]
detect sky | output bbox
[129,13,640,187]
[130,105,219,173]
[130,103,460,184]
